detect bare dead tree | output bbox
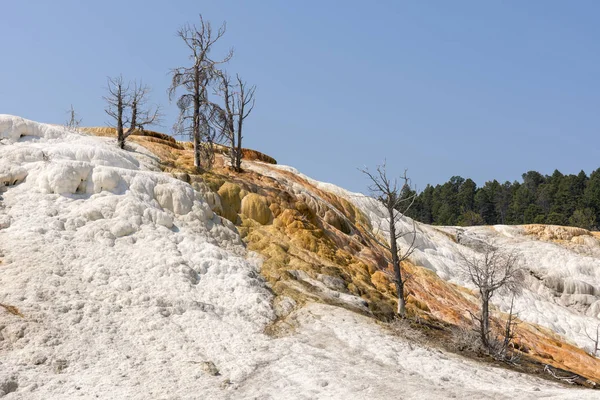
[489,294,522,362]
[169,15,233,171]
[213,72,256,172]
[213,71,237,168]
[65,105,82,130]
[104,76,160,149]
[459,246,523,350]
[360,163,417,317]
[104,76,129,148]
[585,323,600,357]
[129,81,161,137]
[501,296,519,353]
[233,74,255,171]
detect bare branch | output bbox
[65,105,82,131]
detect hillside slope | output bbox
[0,116,598,398]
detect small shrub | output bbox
[389,318,427,345]
[448,326,483,354]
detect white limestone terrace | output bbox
[0,115,274,398]
[0,115,597,399]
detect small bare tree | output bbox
[214,72,256,172]
[232,74,255,171]
[459,245,523,351]
[361,163,417,317]
[129,81,161,136]
[169,15,233,170]
[104,76,160,149]
[104,76,128,148]
[214,71,236,168]
[491,294,522,362]
[585,323,599,357]
[65,105,82,130]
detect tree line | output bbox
[400,168,600,230]
[92,14,255,173]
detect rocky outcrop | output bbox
[241,193,272,225]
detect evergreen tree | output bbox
[546,211,567,226]
[569,208,597,230]
[536,182,555,215]
[522,170,545,195]
[457,178,476,213]
[474,183,497,224]
[584,168,600,222]
[399,185,420,220]
[494,181,513,224]
[419,185,435,224]
[458,210,484,226]
[405,168,599,230]
[553,174,584,217]
[523,204,544,224]
[508,183,534,224]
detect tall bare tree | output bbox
[104,76,128,148]
[169,15,233,170]
[214,72,256,172]
[129,81,161,136]
[214,71,237,168]
[361,163,417,317]
[65,105,82,130]
[459,246,523,350]
[104,76,160,149]
[232,74,255,171]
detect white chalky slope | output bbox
[0,116,597,399]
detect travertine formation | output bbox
[0,116,599,399]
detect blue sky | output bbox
[1,1,599,193]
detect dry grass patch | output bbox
[0,303,24,318]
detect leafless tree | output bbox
[214,72,256,172]
[213,71,236,168]
[361,163,417,317]
[65,105,82,130]
[490,294,522,362]
[459,246,523,350]
[104,76,160,149]
[585,323,599,357]
[232,74,255,171]
[129,81,161,135]
[104,76,129,148]
[169,15,233,170]
[501,296,519,353]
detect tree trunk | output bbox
[193,63,201,170]
[229,137,236,169]
[396,279,406,316]
[228,113,236,170]
[502,295,515,351]
[221,79,237,171]
[235,128,242,172]
[117,90,124,150]
[481,295,490,348]
[388,206,405,317]
[235,109,243,172]
[120,101,137,150]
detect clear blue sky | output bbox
[1,1,599,193]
